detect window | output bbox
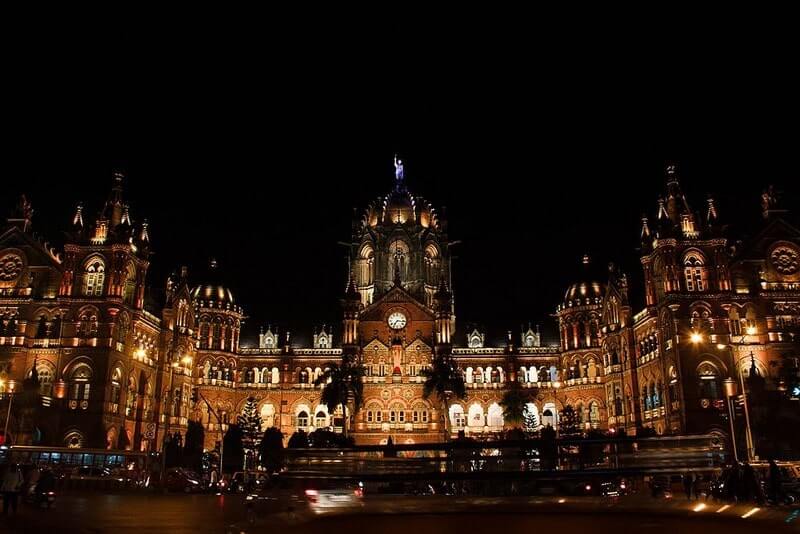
[315,410,327,428]
[260,404,275,429]
[697,362,721,400]
[110,368,122,413]
[297,411,309,429]
[68,363,93,404]
[122,263,136,305]
[450,405,465,429]
[589,402,600,425]
[728,308,742,336]
[683,252,707,292]
[84,259,106,296]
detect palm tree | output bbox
[500,380,528,427]
[314,361,365,439]
[421,355,466,441]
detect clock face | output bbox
[387,311,407,330]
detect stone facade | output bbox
[1,163,798,452]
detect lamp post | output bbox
[722,377,738,462]
[701,327,758,462]
[0,380,14,446]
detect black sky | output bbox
[4,14,799,346]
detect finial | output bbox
[120,204,131,226]
[209,258,218,270]
[641,215,650,238]
[582,254,590,265]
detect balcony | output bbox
[32,338,61,348]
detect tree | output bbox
[523,410,540,433]
[237,397,262,449]
[222,424,245,473]
[559,405,580,436]
[182,420,205,472]
[258,426,284,474]
[314,361,365,438]
[500,381,528,427]
[237,397,262,469]
[421,354,466,441]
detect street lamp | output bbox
[716,326,758,462]
[0,380,14,446]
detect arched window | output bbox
[314,407,328,429]
[728,307,742,336]
[468,403,485,427]
[296,410,309,429]
[487,403,503,427]
[125,376,137,417]
[84,258,106,296]
[29,361,55,396]
[683,252,708,292]
[68,363,93,404]
[260,404,275,429]
[697,361,721,400]
[589,402,600,425]
[388,239,410,283]
[109,367,122,413]
[449,405,465,429]
[122,262,137,306]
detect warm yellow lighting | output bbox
[716,343,726,350]
[552,381,561,389]
[741,507,760,519]
[171,361,179,368]
[557,498,566,504]
[134,348,146,359]
[181,355,193,367]
[716,504,731,513]
[693,502,706,512]
[746,326,756,336]
[690,332,703,344]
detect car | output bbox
[248,476,363,515]
[164,468,204,493]
[70,466,125,482]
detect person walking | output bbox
[683,472,694,501]
[768,458,783,504]
[1,464,24,515]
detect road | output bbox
[3,492,797,533]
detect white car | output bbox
[304,484,364,513]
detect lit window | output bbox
[84,260,106,296]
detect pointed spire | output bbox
[107,171,125,226]
[120,204,131,226]
[657,198,669,220]
[706,196,718,223]
[139,220,149,242]
[641,215,650,238]
[345,270,360,300]
[72,202,84,229]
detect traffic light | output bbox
[191,387,198,403]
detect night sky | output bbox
[4,17,799,347]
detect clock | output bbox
[387,311,407,330]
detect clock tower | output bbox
[347,158,450,443]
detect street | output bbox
[2,491,797,533]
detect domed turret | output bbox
[556,255,605,352]
[190,258,238,309]
[192,259,243,353]
[561,255,605,308]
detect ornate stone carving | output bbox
[0,253,24,283]
[771,245,800,275]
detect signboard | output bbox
[791,384,800,401]
[144,423,156,439]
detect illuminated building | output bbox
[0,163,798,452]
